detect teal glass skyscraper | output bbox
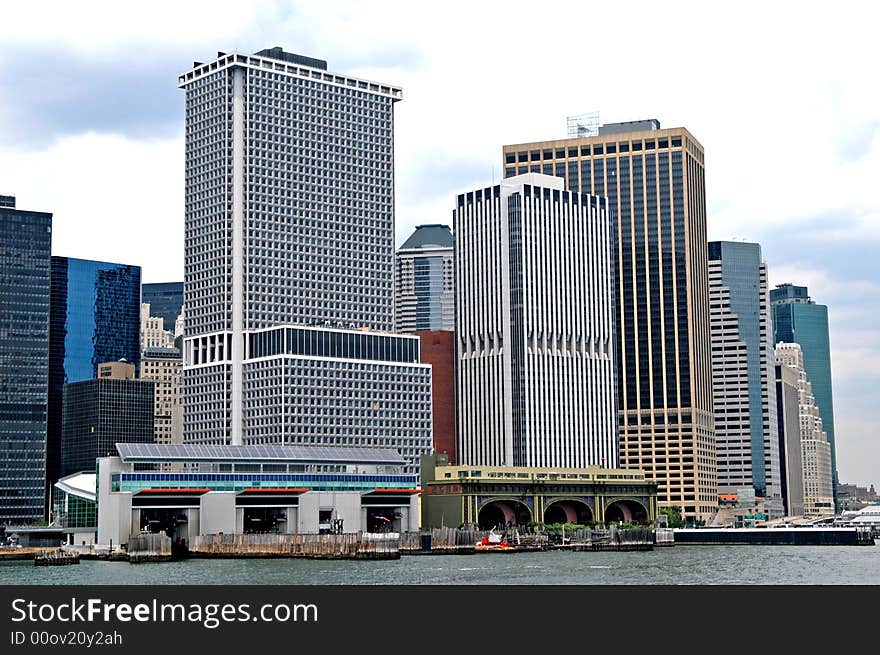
[770,283,837,504]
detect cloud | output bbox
[0,132,184,282]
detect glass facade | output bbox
[142,282,183,332]
[112,471,415,494]
[0,204,52,524]
[60,378,154,476]
[48,257,141,487]
[248,326,420,363]
[770,283,837,499]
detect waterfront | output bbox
[1,546,878,585]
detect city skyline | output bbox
[0,1,877,488]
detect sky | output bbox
[1,1,877,489]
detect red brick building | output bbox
[417,330,455,464]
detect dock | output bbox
[673,526,875,545]
[34,549,80,566]
[189,532,400,559]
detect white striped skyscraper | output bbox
[454,173,617,468]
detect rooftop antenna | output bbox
[567,111,600,138]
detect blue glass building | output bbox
[142,282,183,332]
[770,283,837,504]
[47,257,141,490]
[0,198,52,524]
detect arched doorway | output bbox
[543,499,593,525]
[478,499,532,530]
[604,499,648,525]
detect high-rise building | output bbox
[774,342,834,516]
[48,257,141,491]
[417,330,455,463]
[178,48,431,474]
[60,369,154,477]
[141,302,175,350]
[775,360,804,516]
[770,283,837,506]
[504,121,716,519]
[396,225,454,333]
[454,173,617,468]
[142,282,183,333]
[708,241,781,517]
[141,347,183,445]
[0,196,52,524]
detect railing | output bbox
[190,532,399,558]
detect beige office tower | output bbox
[774,342,834,516]
[503,120,716,520]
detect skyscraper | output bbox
[142,282,183,333]
[48,257,141,492]
[60,366,154,476]
[708,241,781,517]
[141,346,183,445]
[775,360,804,516]
[454,173,617,468]
[178,48,431,474]
[774,342,834,516]
[770,283,837,506]
[504,121,716,519]
[0,196,52,524]
[396,225,454,333]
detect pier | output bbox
[673,526,875,545]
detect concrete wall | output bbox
[297,492,361,533]
[200,492,236,535]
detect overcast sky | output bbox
[1,1,877,489]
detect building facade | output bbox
[142,282,183,333]
[708,242,781,516]
[774,342,834,516]
[177,48,431,472]
[417,330,455,464]
[454,173,617,469]
[141,302,175,350]
[97,443,420,547]
[503,121,716,519]
[770,283,837,505]
[775,361,804,516]
[48,257,141,490]
[420,454,657,529]
[0,196,52,524]
[141,347,183,445]
[395,225,454,333]
[60,375,154,477]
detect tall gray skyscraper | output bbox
[0,196,52,524]
[454,173,617,468]
[178,48,431,473]
[708,241,782,517]
[504,121,716,520]
[395,224,454,334]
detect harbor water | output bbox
[1,545,878,585]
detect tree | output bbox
[659,506,684,528]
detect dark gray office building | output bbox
[770,283,837,506]
[142,282,183,332]
[0,196,52,524]
[395,225,454,333]
[60,377,154,476]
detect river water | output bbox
[2,545,879,585]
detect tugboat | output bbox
[475,529,514,552]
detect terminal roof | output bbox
[115,443,405,465]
